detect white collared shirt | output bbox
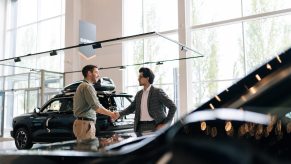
[140,85,154,121]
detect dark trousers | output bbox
[136,121,156,137]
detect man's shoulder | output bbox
[78,81,90,88]
[151,85,163,92]
[75,81,91,93]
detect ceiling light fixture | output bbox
[156,61,163,65]
[14,57,21,62]
[92,42,102,49]
[119,66,126,70]
[50,50,57,56]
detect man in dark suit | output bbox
[115,67,177,135]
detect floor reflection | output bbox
[31,133,136,152]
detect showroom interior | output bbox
[0,0,291,162]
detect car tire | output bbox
[14,127,33,150]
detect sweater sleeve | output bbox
[83,85,104,110]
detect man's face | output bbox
[88,67,100,83]
[138,72,149,86]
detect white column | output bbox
[178,0,193,118]
[64,0,123,92]
[64,0,82,85]
[40,69,45,106]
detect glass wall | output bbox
[242,0,291,16]
[2,0,65,75]
[190,0,241,25]
[123,0,291,113]
[1,0,65,136]
[1,70,63,137]
[191,23,244,108]
[123,0,178,101]
[190,0,291,110]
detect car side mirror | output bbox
[34,107,40,113]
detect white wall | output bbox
[65,0,123,92]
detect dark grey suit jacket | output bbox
[119,86,177,132]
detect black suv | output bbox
[10,77,134,149]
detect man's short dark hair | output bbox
[82,65,98,78]
[139,67,155,84]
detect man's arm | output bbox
[96,107,116,119]
[83,85,116,119]
[116,92,140,118]
[158,88,177,124]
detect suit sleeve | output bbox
[119,92,138,117]
[158,88,177,123]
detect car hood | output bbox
[14,112,34,119]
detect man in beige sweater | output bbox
[73,65,117,142]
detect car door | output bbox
[44,97,76,141]
[31,98,59,142]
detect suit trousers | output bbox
[136,121,156,136]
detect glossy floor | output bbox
[0,138,16,150]
[0,132,137,151]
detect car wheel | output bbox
[14,128,33,150]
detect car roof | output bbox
[62,77,116,93]
[54,77,132,99]
[53,90,133,99]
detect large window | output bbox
[1,0,65,137]
[123,0,177,35]
[190,0,241,26]
[242,0,291,16]
[244,14,291,73]
[123,0,178,102]
[123,34,179,99]
[191,23,244,108]
[2,0,65,75]
[190,0,291,110]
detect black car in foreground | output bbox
[10,78,134,150]
[2,47,291,163]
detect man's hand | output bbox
[96,107,119,121]
[114,112,120,120]
[110,112,120,122]
[156,124,166,130]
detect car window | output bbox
[59,98,73,112]
[113,97,131,111]
[43,99,62,113]
[97,94,112,108]
[42,98,73,113]
[113,96,134,119]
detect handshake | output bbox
[110,111,120,122]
